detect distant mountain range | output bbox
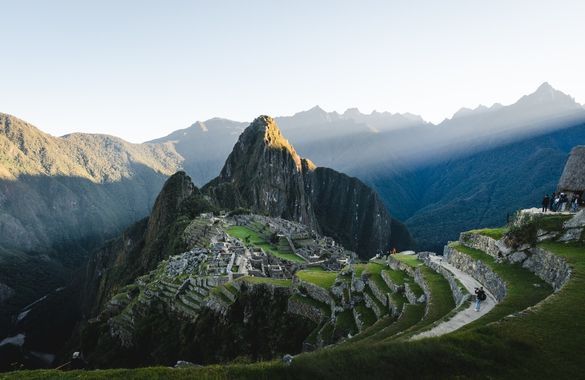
[1,82,585,338]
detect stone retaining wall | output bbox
[459,232,500,259]
[523,247,571,291]
[380,270,404,293]
[363,291,383,318]
[296,279,334,306]
[443,246,507,301]
[287,296,325,324]
[420,254,469,306]
[367,278,389,306]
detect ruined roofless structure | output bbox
[558,146,585,195]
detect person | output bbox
[571,194,580,213]
[70,351,87,370]
[474,287,486,312]
[552,193,561,212]
[542,194,550,213]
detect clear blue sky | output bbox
[1,0,584,142]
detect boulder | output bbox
[564,210,585,228]
[509,251,527,264]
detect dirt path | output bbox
[411,254,497,340]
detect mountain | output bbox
[365,121,585,251]
[0,113,182,338]
[83,171,215,317]
[203,115,412,257]
[147,118,247,186]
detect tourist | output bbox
[571,194,580,213]
[551,193,559,212]
[542,194,550,213]
[560,193,568,212]
[474,287,486,312]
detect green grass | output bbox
[226,226,306,263]
[393,266,455,340]
[536,214,573,231]
[363,287,386,314]
[10,241,585,378]
[236,276,292,287]
[296,269,338,289]
[355,303,377,329]
[393,254,422,267]
[352,263,367,277]
[10,228,585,379]
[334,309,358,336]
[449,242,552,328]
[381,268,406,284]
[471,227,509,240]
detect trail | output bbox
[411,254,497,340]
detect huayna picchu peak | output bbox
[204,115,413,258]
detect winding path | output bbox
[411,254,498,340]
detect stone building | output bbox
[558,146,585,197]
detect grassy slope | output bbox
[226,226,305,263]
[450,243,551,328]
[8,240,584,379]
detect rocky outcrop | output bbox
[204,116,318,229]
[83,172,215,315]
[204,115,412,259]
[443,246,507,301]
[304,167,411,257]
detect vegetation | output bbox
[471,227,509,240]
[393,254,422,267]
[226,226,305,263]
[295,268,338,289]
[449,242,551,327]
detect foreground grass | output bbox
[226,226,305,263]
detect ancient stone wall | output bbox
[459,232,500,258]
[443,246,507,301]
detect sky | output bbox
[1,0,584,143]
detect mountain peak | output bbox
[517,81,577,106]
[244,115,297,153]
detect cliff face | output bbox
[203,115,318,229]
[204,116,412,258]
[83,171,214,316]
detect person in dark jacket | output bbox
[474,287,486,311]
[542,194,550,212]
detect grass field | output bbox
[295,267,338,289]
[470,227,509,240]
[226,226,306,263]
[393,254,422,267]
